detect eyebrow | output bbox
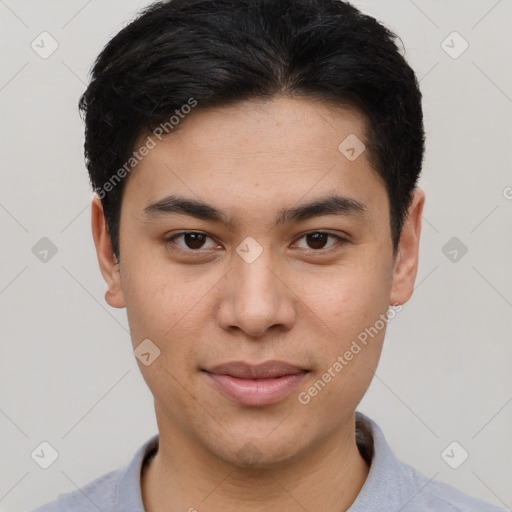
[143,193,366,228]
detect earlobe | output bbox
[91,195,126,309]
[389,188,425,306]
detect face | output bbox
[92,95,423,468]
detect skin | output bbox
[91,95,424,512]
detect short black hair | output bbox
[79,0,425,259]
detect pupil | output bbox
[308,233,327,249]
[185,233,205,249]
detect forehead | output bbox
[161,95,369,160]
[123,95,385,217]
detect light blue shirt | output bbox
[31,412,506,511]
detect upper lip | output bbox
[204,361,308,379]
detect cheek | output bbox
[297,290,388,427]
[123,269,201,413]
[304,251,393,334]
[121,274,176,345]
[119,255,211,390]
[119,244,202,340]
[295,248,393,409]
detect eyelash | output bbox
[163,231,348,256]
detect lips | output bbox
[203,360,309,406]
[206,361,306,379]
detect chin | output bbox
[203,424,311,470]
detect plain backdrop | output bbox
[1,0,511,511]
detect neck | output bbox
[141,413,370,512]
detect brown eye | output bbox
[165,232,218,252]
[305,232,329,250]
[181,232,207,249]
[294,232,345,251]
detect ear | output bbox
[390,188,425,306]
[91,194,126,308]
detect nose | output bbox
[215,247,298,339]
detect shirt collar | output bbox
[348,412,417,510]
[115,433,158,510]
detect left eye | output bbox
[294,232,344,251]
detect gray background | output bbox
[0,0,511,510]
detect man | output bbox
[32,0,505,510]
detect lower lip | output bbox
[204,371,308,406]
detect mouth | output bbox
[202,360,309,407]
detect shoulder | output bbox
[29,434,158,512]
[397,461,506,512]
[29,467,122,512]
[352,413,507,512]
